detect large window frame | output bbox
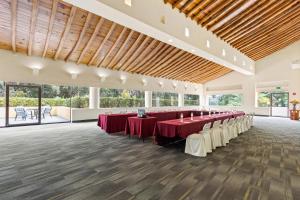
[208,93,243,107]
[100,88,145,108]
[184,94,200,106]
[152,92,178,107]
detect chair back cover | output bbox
[203,122,212,131]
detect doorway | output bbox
[270,92,289,117]
[5,84,41,127]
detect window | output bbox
[152,92,178,107]
[100,88,144,108]
[71,86,89,108]
[257,92,270,107]
[184,94,200,106]
[208,94,242,106]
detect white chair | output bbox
[210,120,222,149]
[236,117,243,135]
[227,118,234,140]
[220,119,230,146]
[200,122,212,153]
[250,113,254,127]
[185,133,207,157]
[246,114,251,129]
[232,118,239,138]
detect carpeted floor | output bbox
[0,117,299,200]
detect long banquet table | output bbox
[154,112,244,145]
[125,116,157,139]
[98,113,137,133]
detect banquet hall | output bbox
[0,0,299,199]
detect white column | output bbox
[178,93,184,107]
[145,91,152,108]
[89,87,100,109]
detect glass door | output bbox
[271,92,289,117]
[6,84,41,126]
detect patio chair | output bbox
[42,106,52,119]
[15,107,27,120]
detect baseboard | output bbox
[72,119,98,123]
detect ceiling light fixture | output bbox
[71,73,78,80]
[120,75,127,84]
[184,27,190,37]
[124,0,132,7]
[233,56,237,62]
[168,39,173,43]
[142,78,147,86]
[222,49,226,57]
[206,40,210,48]
[32,68,39,76]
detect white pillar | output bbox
[89,87,100,109]
[145,91,152,108]
[178,93,184,107]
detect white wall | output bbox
[0,50,202,95]
[204,40,300,115]
[0,50,203,121]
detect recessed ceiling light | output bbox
[191,49,195,52]
[233,56,237,62]
[222,49,226,57]
[168,39,173,43]
[206,40,210,48]
[185,27,190,37]
[124,0,132,7]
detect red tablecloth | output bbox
[154,113,240,145]
[147,111,178,121]
[98,113,137,133]
[125,117,157,138]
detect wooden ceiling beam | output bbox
[120,36,152,71]
[98,27,128,68]
[28,0,39,56]
[113,33,144,70]
[141,46,175,74]
[66,12,92,62]
[77,17,105,64]
[227,1,298,43]
[43,0,58,57]
[217,0,276,38]
[149,49,185,76]
[109,30,135,70]
[10,0,17,52]
[137,44,171,74]
[166,55,199,78]
[128,39,158,72]
[199,0,235,26]
[223,1,290,41]
[89,22,117,66]
[134,42,166,73]
[54,6,77,60]
[213,0,265,35]
[234,5,300,50]
[160,53,194,76]
[180,0,194,13]
[153,52,191,76]
[191,0,218,20]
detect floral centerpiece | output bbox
[290,99,300,111]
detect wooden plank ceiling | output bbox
[0,0,232,84]
[165,0,300,60]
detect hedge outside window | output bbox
[208,94,242,106]
[152,92,178,107]
[257,92,270,107]
[184,94,200,106]
[100,88,144,108]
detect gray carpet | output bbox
[0,117,299,200]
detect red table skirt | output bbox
[154,113,244,145]
[125,117,157,138]
[98,113,137,133]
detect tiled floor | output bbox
[0,117,299,200]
